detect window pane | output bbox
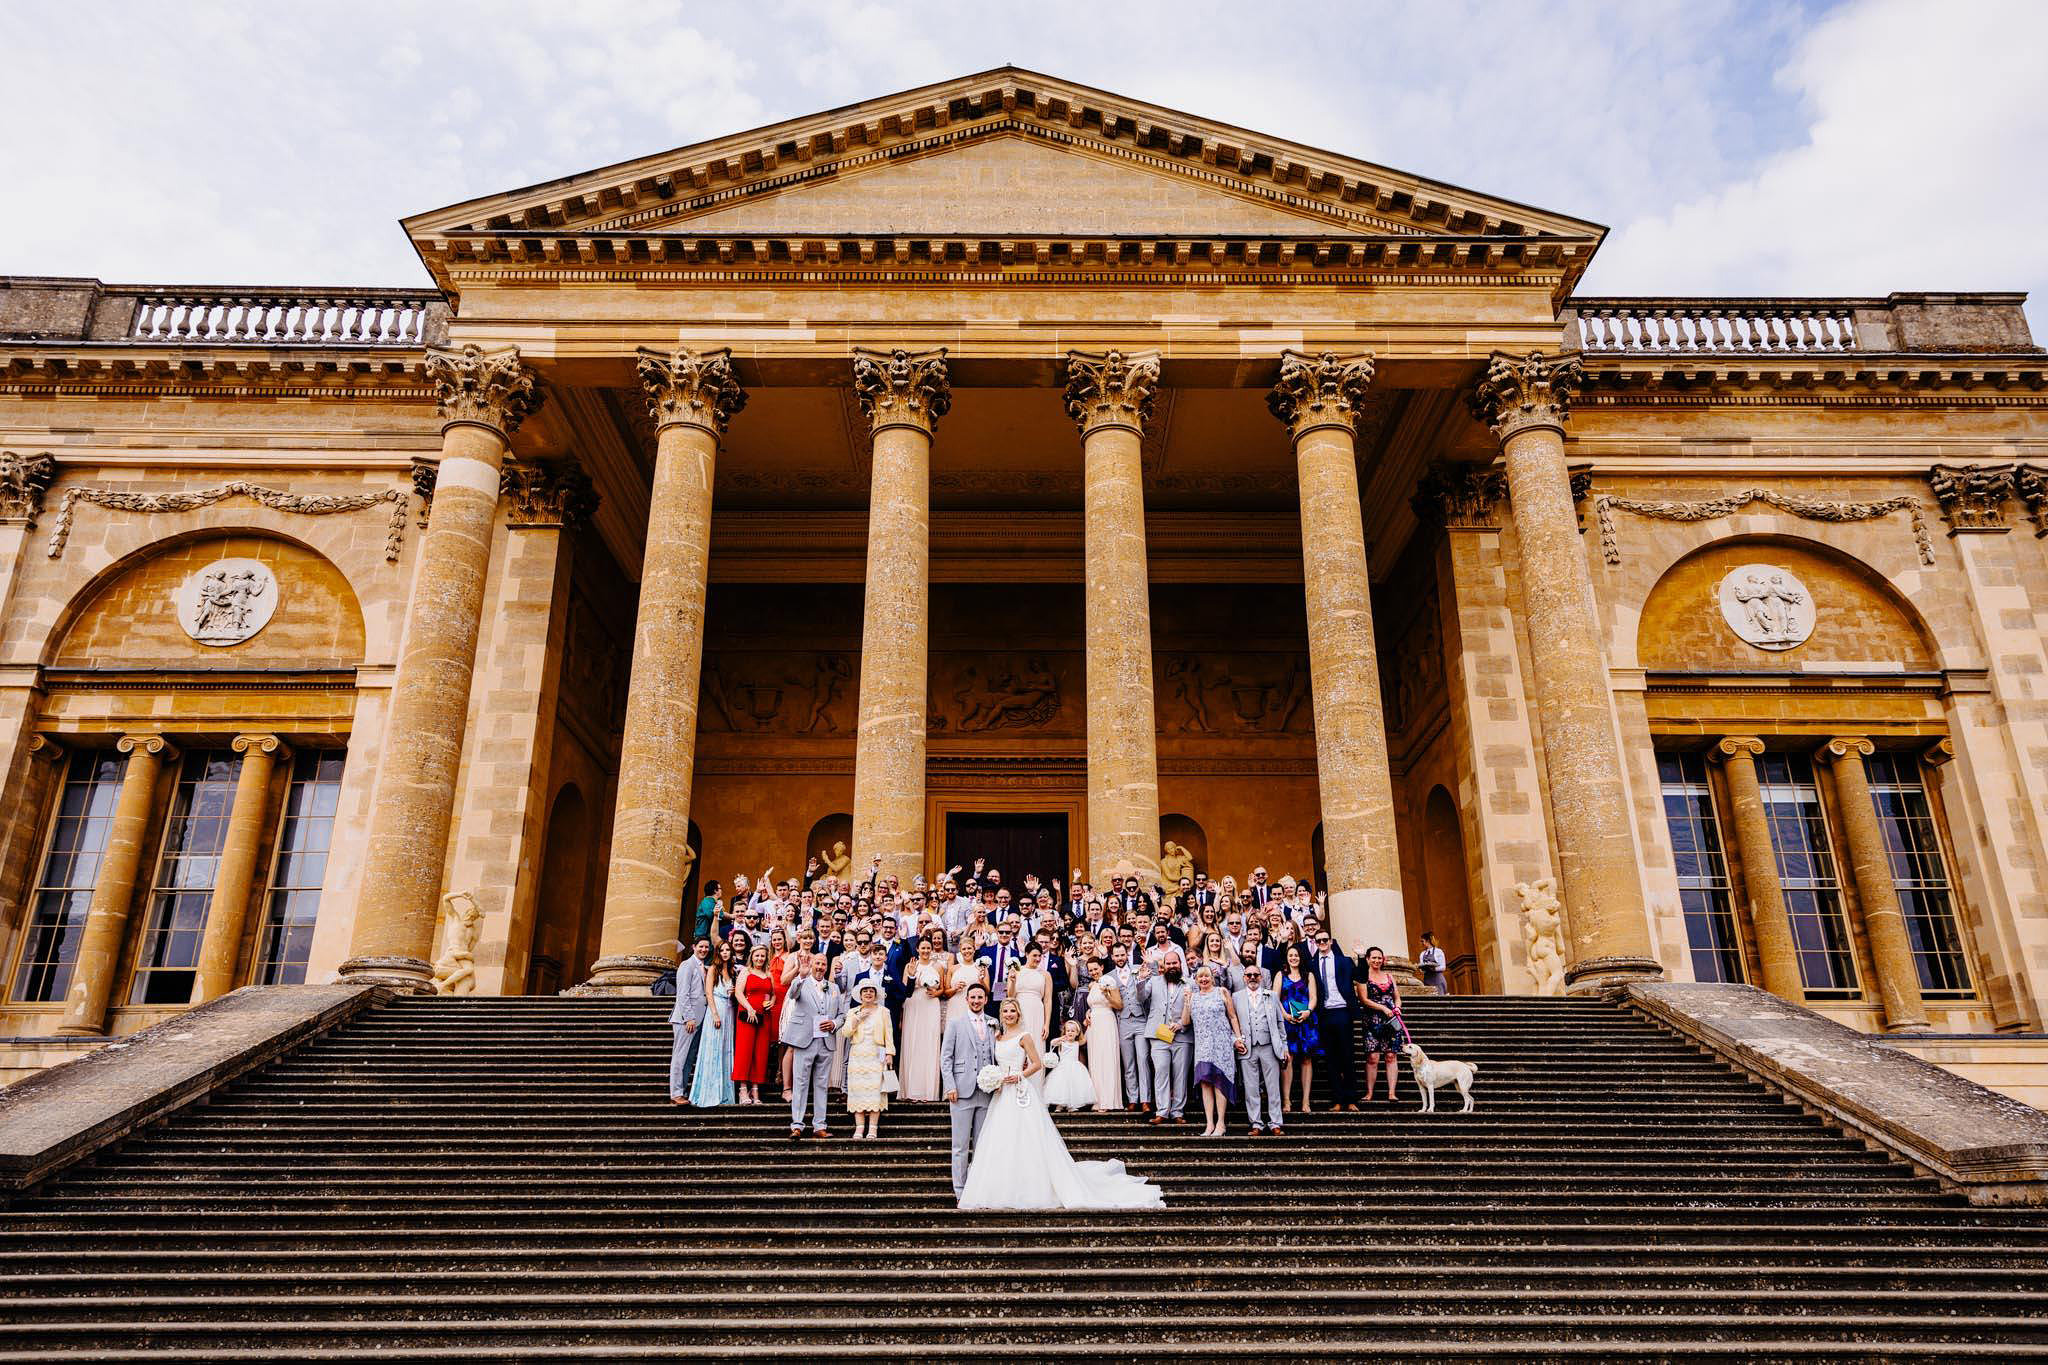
[130,750,239,1006]
[1758,753,1858,993]
[255,750,345,985]
[1657,751,1745,984]
[11,751,127,1002]
[1864,751,1972,995]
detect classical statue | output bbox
[1159,841,1195,885]
[1162,654,1213,732]
[818,839,853,881]
[432,891,483,996]
[1514,878,1564,996]
[680,841,698,890]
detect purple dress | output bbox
[1189,987,1237,1101]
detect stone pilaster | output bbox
[57,735,173,1035]
[1065,350,1165,884]
[1818,736,1931,1032]
[1710,737,1804,1001]
[590,348,744,987]
[340,344,541,990]
[190,734,287,1004]
[848,348,947,886]
[1472,352,1660,994]
[1268,350,1407,963]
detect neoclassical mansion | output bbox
[0,69,2044,1087]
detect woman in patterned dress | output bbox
[1277,943,1321,1117]
[1177,963,1245,1138]
[843,978,896,1140]
[1359,945,1409,1103]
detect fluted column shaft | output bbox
[190,734,287,1004]
[58,735,172,1035]
[1820,736,1930,1031]
[343,346,540,990]
[851,348,949,885]
[1474,353,1660,993]
[591,349,745,986]
[1711,737,1803,1000]
[1269,351,1406,962]
[1067,351,1164,884]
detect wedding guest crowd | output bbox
[667,853,1424,1136]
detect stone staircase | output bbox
[1,993,2043,1360]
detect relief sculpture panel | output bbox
[1156,652,1312,735]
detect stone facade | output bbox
[0,69,2044,1072]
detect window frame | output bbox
[6,747,127,1006]
[1656,749,1748,985]
[1756,750,1862,999]
[252,747,345,987]
[124,748,239,1007]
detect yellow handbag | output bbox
[1152,1024,1177,1044]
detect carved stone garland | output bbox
[1592,488,1934,567]
[48,481,410,561]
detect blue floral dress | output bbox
[688,982,737,1106]
[1189,987,1237,1102]
[1278,972,1322,1057]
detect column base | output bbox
[582,954,672,991]
[1883,1019,1936,1034]
[1564,955,1666,997]
[337,955,436,993]
[51,1022,107,1038]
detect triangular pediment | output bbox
[405,68,1604,254]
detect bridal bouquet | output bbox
[975,1064,1003,1094]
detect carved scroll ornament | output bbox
[48,481,410,560]
[1592,488,1934,567]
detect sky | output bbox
[2,0,2043,334]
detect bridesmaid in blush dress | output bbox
[1082,958,1124,1111]
[944,941,985,1027]
[898,940,945,1102]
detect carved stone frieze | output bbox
[1063,349,1160,435]
[0,451,57,526]
[934,655,1062,733]
[701,651,862,735]
[425,344,542,435]
[502,458,600,530]
[1592,487,1934,567]
[1411,461,1507,529]
[2014,465,2048,537]
[1718,563,1816,651]
[1267,350,1375,437]
[851,346,951,434]
[636,346,747,437]
[175,558,278,646]
[1157,651,1311,735]
[1469,351,1584,441]
[47,481,411,561]
[1927,463,2016,532]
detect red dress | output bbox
[767,954,794,1044]
[732,970,776,1084]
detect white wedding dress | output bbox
[957,1037,1165,1211]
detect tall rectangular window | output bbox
[1657,751,1745,983]
[255,750,344,986]
[129,750,237,1005]
[1758,752,1858,994]
[1864,750,1972,995]
[11,750,127,1002]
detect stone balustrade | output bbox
[126,288,444,346]
[1569,299,1861,355]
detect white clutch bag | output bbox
[881,1067,900,1094]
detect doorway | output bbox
[944,812,1070,890]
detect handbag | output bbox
[880,1067,900,1095]
[1152,1024,1177,1044]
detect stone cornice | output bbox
[0,349,436,400]
[1062,349,1159,435]
[1577,354,2048,407]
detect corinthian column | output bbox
[1471,352,1659,993]
[1268,350,1406,964]
[190,733,287,1004]
[589,349,746,987]
[57,735,173,1035]
[850,347,949,884]
[1065,350,1164,884]
[1818,736,1931,1031]
[341,345,541,990]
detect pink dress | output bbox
[899,961,946,1102]
[1083,979,1123,1111]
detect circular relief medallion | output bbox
[175,558,279,647]
[1717,563,1815,651]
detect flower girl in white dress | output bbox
[958,1000,1164,1211]
[1042,1020,1096,1111]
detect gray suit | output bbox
[940,1011,997,1195]
[1234,986,1288,1129]
[780,976,846,1132]
[668,955,709,1099]
[1146,977,1193,1119]
[1109,965,1153,1105]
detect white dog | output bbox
[1403,1041,1477,1113]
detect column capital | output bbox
[1470,350,1584,443]
[501,457,600,530]
[852,346,951,435]
[231,733,289,759]
[1712,735,1767,761]
[1063,349,1160,436]
[425,344,543,437]
[1927,462,2015,533]
[1267,349,1375,438]
[1411,461,1507,530]
[1924,736,1957,767]
[25,732,64,764]
[636,346,747,438]
[115,733,176,760]
[0,451,57,527]
[1818,735,1876,763]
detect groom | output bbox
[940,982,996,1198]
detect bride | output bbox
[957,998,1164,1211]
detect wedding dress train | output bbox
[957,1037,1165,1211]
